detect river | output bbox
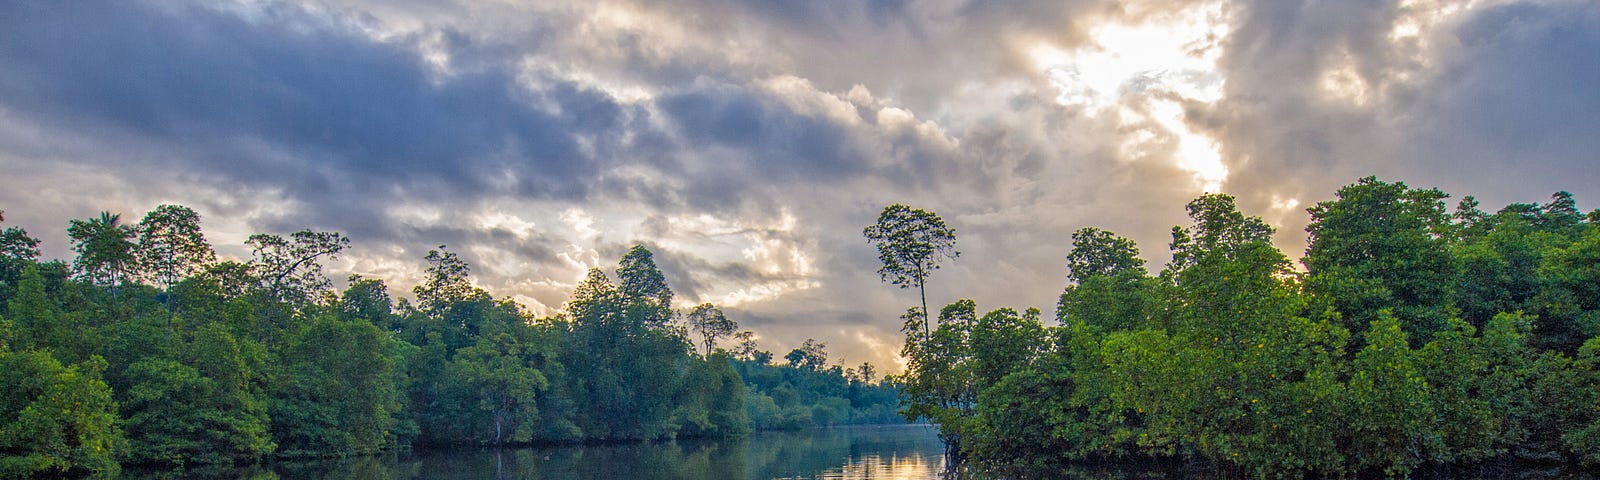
[122,424,947,480]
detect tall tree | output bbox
[340,274,395,328]
[1168,193,1274,272]
[66,211,137,292]
[1304,177,1455,340]
[413,245,485,317]
[269,314,408,456]
[246,230,349,310]
[1065,227,1145,283]
[0,213,41,299]
[687,303,736,357]
[784,338,828,371]
[730,331,763,362]
[863,204,958,339]
[453,333,549,445]
[616,245,674,328]
[134,205,215,291]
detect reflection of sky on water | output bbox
[786,453,942,480]
[121,424,948,480]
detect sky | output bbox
[2,0,1597,372]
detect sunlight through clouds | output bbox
[1030,1,1230,192]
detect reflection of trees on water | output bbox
[120,425,947,480]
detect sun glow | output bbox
[1030,2,1231,191]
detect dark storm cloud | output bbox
[1399,2,1600,205]
[0,1,627,222]
[1211,0,1600,232]
[659,83,870,183]
[1209,0,1405,207]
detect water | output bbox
[122,425,947,480]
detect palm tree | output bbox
[68,211,137,295]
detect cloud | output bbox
[1208,0,1600,249]
[2,0,1595,373]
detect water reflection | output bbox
[121,425,947,480]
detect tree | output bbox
[246,230,350,309]
[969,307,1046,387]
[413,245,486,317]
[269,314,408,456]
[0,352,123,478]
[897,300,979,471]
[1540,191,1584,233]
[1346,312,1436,476]
[856,362,876,384]
[1303,177,1455,341]
[6,264,56,352]
[616,245,675,328]
[730,331,764,362]
[1168,193,1274,272]
[66,211,137,292]
[134,205,215,290]
[1065,227,1145,283]
[0,214,41,298]
[1058,227,1160,332]
[863,204,958,339]
[246,230,349,343]
[449,333,548,445]
[123,324,277,465]
[784,338,828,371]
[566,268,622,330]
[1536,225,1600,352]
[341,274,395,329]
[687,303,736,357]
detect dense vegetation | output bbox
[0,208,898,478]
[880,177,1600,477]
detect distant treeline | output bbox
[878,177,1600,478]
[0,207,899,478]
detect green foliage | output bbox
[7,265,56,352]
[1346,313,1435,476]
[270,314,408,456]
[340,274,395,328]
[246,230,349,310]
[413,245,484,317]
[732,347,899,432]
[863,204,958,337]
[784,338,828,371]
[0,218,41,305]
[616,245,675,328]
[448,333,548,445]
[1064,227,1145,283]
[123,323,275,466]
[0,351,123,479]
[896,299,1048,470]
[1304,176,1456,341]
[1167,193,1274,272]
[966,363,1082,471]
[2,205,903,474]
[687,303,736,357]
[134,205,215,290]
[1533,224,1600,352]
[949,182,1600,477]
[66,212,137,290]
[1563,338,1600,465]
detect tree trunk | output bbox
[919,282,931,341]
[941,431,964,476]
